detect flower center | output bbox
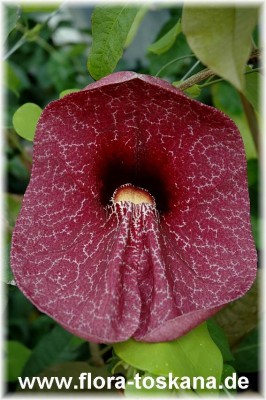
[112,184,155,205]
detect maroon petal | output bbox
[11,72,257,343]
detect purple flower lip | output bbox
[11,71,257,343]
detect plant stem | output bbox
[199,68,261,89]
[181,60,201,81]
[88,343,105,367]
[199,77,223,88]
[155,54,196,77]
[35,36,55,55]
[176,68,216,90]
[176,49,261,91]
[87,344,112,368]
[3,4,63,60]
[3,36,27,60]
[222,386,235,398]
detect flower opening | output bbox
[112,184,155,206]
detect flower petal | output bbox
[11,72,257,342]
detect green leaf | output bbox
[233,115,257,160]
[247,158,259,187]
[207,319,234,362]
[173,81,201,98]
[21,325,73,377]
[221,364,236,382]
[7,341,31,381]
[7,156,30,183]
[184,84,201,98]
[148,20,181,55]
[124,6,148,48]
[6,193,22,229]
[5,6,19,39]
[25,24,43,41]
[232,327,259,373]
[182,6,258,91]
[4,62,21,96]
[251,215,260,250]
[214,274,258,347]
[13,103,42,141]
[55,335,87,364]
[21,4,59,13]
[114,323,223,394]
[125,373,175,397]
[247,158,260,249]
[4,194,23,284]
[147,16,192,78]
[59,88,80,98]
[244,70,260,114]
[220,364,237,394]
[47,52,76,93]
[88,5,140,80]
[211,81,257,159]
[4,247,15,284]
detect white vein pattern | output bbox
[11,72,257,343]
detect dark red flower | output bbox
[11,72,257,343]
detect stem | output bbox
[3,36,27,60]
[155,54,196,77]
[3,4,64,60]
[111,360,124,375]
[176,68,216,91]
[88,343,105,367]
[200,68,261,89]
[222,386,235,398]
[88,343,112,366]
[35,36,55,55]
[176,49,261,91]
[14,23,56,55]
[199,77,224,88]
[181,60,201,81]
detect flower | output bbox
[11,72,257,343]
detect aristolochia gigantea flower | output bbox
[11,72,257,343]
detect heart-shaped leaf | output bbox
[114,323,223,393]
[13,103,42,141]
[182,6,258,91]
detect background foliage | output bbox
[4,3,260,396]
